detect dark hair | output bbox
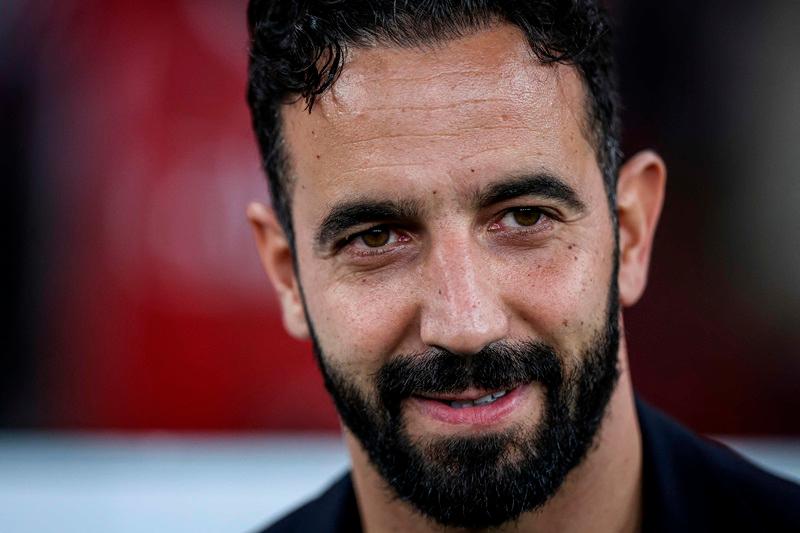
[246,0,621,246]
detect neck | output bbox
[346,343,642,533]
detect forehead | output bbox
[281,23,595,204]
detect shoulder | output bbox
[637,398,800,532]
[256,472,361,533]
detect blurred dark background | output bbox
[2,0,799,434]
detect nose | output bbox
[419,236,509,355]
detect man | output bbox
[244,1,800,531]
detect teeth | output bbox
[473,393,496,405]
[448,390,508,408]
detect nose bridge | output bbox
[420,233,509,354]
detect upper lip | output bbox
[414,387,513,402]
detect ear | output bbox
[616,150,667,307]
[246,202,310,339]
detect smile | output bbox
[407,385,532,427]
[417,388,510,408]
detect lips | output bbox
[407,384,531,427]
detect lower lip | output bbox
[406,384,532,427]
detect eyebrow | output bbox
[473,173,586,213]
[315,198,423,249]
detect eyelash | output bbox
[339,207,554,256]
[339,225,411,256]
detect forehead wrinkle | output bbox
[335,122,535,151]
[322,106,541,167]
[330,97,514,115]
[321,38,553,122]
[323,69,551,119]
[297,52,577,164]
[315,80,575,164]
[319,118,539,177]
[328,64,502,101]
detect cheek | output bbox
[498,238,613,350]
[301,266,420,377]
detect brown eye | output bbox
[360,227,391,247]
[511,208,542,226]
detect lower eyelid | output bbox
[346,242,408,260]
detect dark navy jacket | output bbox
[260,399,800,532]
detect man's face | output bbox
[281,24,619,527]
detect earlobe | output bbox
[616,150,667,307]
[246,202,310,339]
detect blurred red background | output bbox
[3,0,799,434]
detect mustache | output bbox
[376,340,564,405]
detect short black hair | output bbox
[246,0,621,246]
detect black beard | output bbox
[306,284,620,529]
